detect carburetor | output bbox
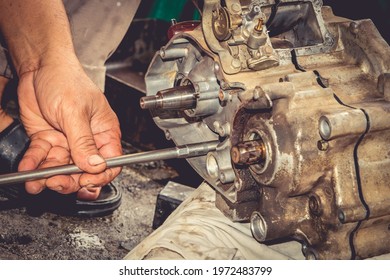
[141,0,390,259]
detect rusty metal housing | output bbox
[142,0,390,259]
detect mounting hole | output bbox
[319,116,331,140]
[250,212,267,242]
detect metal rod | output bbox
[0,141,219,186]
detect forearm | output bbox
[0,0,77,77]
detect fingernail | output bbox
[28,185,44,194]
[88,155,105,166]
[52,185,63,192]
[79,186,99,195]
[77,187,100,200]
[84,184,97,189]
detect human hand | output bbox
[17,59,122,200]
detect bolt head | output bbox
[231,3,241,13]
[231,58,241,69]
[317,140,329,151]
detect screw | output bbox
[317,140,329,151]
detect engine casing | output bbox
[143,0,390,259]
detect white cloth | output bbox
[125,181,305,260]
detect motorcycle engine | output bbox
[141,0,390,259]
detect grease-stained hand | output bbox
[17,59,122,200]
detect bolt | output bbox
[338,209,346,223]
[265,45,273,56]
[317,140,329,151]
[213,121,221,130]
[160,48,166,58]
[214,62,220,72]
[349,22,359,35]
[234,179,242,190]
[165,130,171,140]
[219,172,226,182]
[231,3,241,14]
[231,58,241,69]
[220,80,229,90]
[253,87,261,100]
[214,121,230,137]
[219,90,228,102]
[324,32,334,46]
[220,123,231,137]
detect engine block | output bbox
[141,0,390,259]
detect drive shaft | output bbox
[0,141,219,186]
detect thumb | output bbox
[63,113,106,174]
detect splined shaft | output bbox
[140,85,196,110]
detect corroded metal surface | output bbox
[143,0,390,259]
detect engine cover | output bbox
[142,0,390,259]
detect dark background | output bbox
[323,0,389,43]
[140,0,389,43]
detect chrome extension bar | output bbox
[0,141,218,186]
